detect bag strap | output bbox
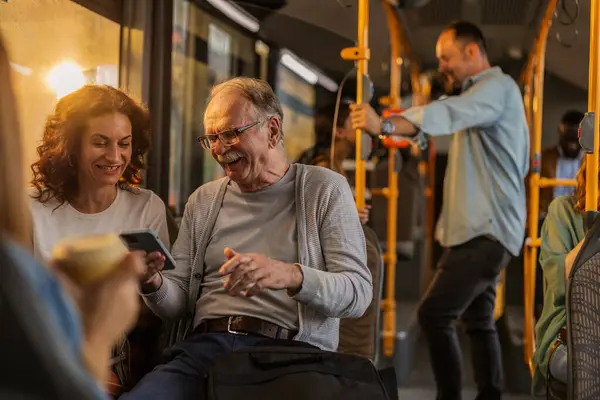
[250,352,327,369]
[252,338,319,349]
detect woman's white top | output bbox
[30,186,170,262]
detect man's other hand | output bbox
[218,248,303,297]
[349,103,381,136]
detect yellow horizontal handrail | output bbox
[538,178,577,188]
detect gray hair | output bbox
[207,77,285,142]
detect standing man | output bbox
[350,21,529,400]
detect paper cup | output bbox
[52,234,128,285]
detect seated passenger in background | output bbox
[304,101,381,359]
[531,157,590,397]
[306,101,370,224]
[28,84,170,392]
[0,33,143,398]
[123,77,372,400]
[308,101,353,173]
[294,109,332,165]
[534,110,585,220]
[530,110,584,319]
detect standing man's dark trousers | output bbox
[418,236,512,400]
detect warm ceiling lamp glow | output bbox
[207,0,260,33]
[47,62,85,99]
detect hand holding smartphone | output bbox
[119,229,176,271]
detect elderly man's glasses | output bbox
[197,120,261,150]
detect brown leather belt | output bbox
[194,316,297,340]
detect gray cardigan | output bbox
[142,164,372,351]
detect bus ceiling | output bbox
[222,0,587,94]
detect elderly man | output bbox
[122,77,372,400]
[351,21,528,400]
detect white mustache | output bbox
[217,151,244,163]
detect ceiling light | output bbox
[507,46,523,60]
[207,0,260,33]
[10,62,32,76]
[47,61,85,99]
[280,50,339,92]
[280,52,318,85]
[317,73,339,92]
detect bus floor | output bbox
[397,305,534,399]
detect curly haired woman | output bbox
[28,85,170,393]
[29,85,169,263]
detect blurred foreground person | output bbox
[0,33,144,399]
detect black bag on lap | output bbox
[205,340,392,400]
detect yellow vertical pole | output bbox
[522,57,536,368]
[523,66,534,140]
[354,0,369,210]
[586,0,599,212]
[523,0,558,374]
[381,0,400,358]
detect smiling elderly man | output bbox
[121,77,372,400]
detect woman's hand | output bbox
[358,205,371,225]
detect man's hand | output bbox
[351,103,418,137]
[358,205,371,225]
[349,103,381,136]
[218,248,303,297]
[140,251,166,293]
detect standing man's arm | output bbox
[350,74,509,137]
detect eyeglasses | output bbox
[197,120,261,150]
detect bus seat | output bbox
[566,212,600,399]
[0,240,100,400]
[165,204,180,248]
[338,225,385,363]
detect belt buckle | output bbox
[227,316,248,336]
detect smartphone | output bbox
[119,229,176,270]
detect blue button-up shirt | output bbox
[403,67,529,256]
[553,147,582,199]
[6,240,108,399]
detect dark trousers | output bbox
[547,343,567,399]
[417,236,511,400]
[120,332,262,400]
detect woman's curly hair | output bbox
[573,156,597,214]
[30,85,152,206]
